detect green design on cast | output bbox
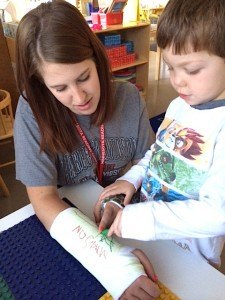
[99,229,115,252]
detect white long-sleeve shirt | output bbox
[119,97,225,266]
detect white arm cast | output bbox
[50,207,146,299]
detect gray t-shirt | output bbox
[14,82,153,187]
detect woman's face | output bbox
[41,59,101,115]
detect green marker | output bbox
[101,229,109,236]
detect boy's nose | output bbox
[173,73,186,87]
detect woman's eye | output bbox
[78,74,90,83]
[56,87,66,92]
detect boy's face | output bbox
[163,47,225,105]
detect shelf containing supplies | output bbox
[112,58,149,71]
[94,22,150,100]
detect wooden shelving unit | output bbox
[4,21,151,103]
[94,22,151,99]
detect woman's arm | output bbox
[27,185,69,231]
[27,185,159,299]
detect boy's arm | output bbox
[109,128,225,243]
[115,130,225,241]
[97,149,152,204]
[119,149,152,191]
[94,149,152,230]
[99,180,136,204]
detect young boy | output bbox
[94,0,225,268]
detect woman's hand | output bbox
[99,180,136,205]
[120,249,160,299]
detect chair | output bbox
[0,174,10,197]
[0,89,14,197]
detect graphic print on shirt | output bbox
[58,137,137,185]
[141,118,207,202]
[157,119,204,160]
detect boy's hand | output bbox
[94,180,136,231]
[108,208,123,237]
[94,200,121,232]
[99,180,136,205]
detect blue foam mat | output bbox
[0,215,106,299]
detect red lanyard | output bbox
[73,118,105,185]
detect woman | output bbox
[14,1,158,299]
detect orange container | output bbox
[100,12,123,26]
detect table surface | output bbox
[1,180,225,300]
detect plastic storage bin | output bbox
[100,12,123,26]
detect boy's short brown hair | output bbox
[157,0,225,58]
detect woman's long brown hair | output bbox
[16,0,114,155]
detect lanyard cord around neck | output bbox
[73,118,105,185]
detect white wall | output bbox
[1,0,168,23]
[124,0,139,22]
[0,0,32,22]
[1,0,77,22]
[140,0,168,9]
